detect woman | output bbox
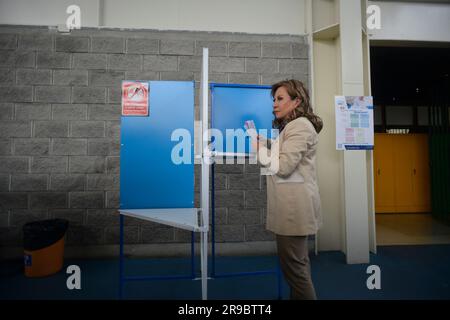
[254,79,323,300]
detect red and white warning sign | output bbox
[121,81,149,116]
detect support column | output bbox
[340,0,370,264]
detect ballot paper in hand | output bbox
[244,120,257,139]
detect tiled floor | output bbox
[376,213,450,245]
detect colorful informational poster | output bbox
[335,96,374,150]
[121,81,149,116]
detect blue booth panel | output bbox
[120,81,194,209]
[211,84,274,154]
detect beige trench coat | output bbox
[258,117,322,236]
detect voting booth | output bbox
[119,49,210,300]
[119,49,288,299]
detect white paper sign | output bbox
[335,96,374,150]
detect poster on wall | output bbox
[335,96,374,150]
[121,81,149,116]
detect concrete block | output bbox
[179,56,202,72]
[105,226,139,244]
[210,57,245,73]
[246,58,278,73]
[0,68,14,85]
[87,174,119,190]
[71,121,105,138]
[228,208,261,225]
[228,73,260,85]
[107,87,121,104]
[52,104,87,120]
[215,190,244,208]
[125,71,159,81]
[30,192,67,208]
[262,42,292,58]
[34,120,68,138]
[141,224,175,243]
[0,51,35,68]
[108,54,141,71]
[88,104,120,120]
[105,190,119,208]
[17,69,52,85]
[214,173,227,191]
[52,138,87,155]
[106,156,120,174]
[55,36,89,52]
[37,52,71,69]
[15,103,51,120]
[245,224,274,241]
[105,121,120,138]
[229,42,261,58]
[0,192,28,208]
[0,34,17,50]
[212,207,227,225]
[292,43,308,59]
[0,86,32,102]
[66,226,104,245]
[18,34,53,50]
[88,138,120,156]
[72,87,106,104]
[31,156,68,173]
[85,209,119,226]
[245,190,266,207]
[291,73,309,85]
[14,138,50,155]
[279,59,308,74]
[35,86,71,103]
[0,139,12,155]
[194,72,227,83]
[126,38,159,54]
[50,174,85,191]
[195,41,227,57]
[215,164,244,174]
[160,39,194,55]
[143,55,177,71]
[69,156,105,173]
[11,174,48,191]
[228,174,260,190]
[50,209,85,226]
[10,209,48,227]
[160,71,194,81]
[73,53,107,69]
[0,174,9,192]
[244,162,261,174]
[91,37,125,53]
[0,103,14,120]
[70,191,104,208]
[215,224,245,242]
[89,70,124,87]
[261,73,291,85]
[53,70,88,86]
[0,121,31,137]
[0,227,22,246]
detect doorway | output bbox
[370,45,450,246]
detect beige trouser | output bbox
[276,234,317,300]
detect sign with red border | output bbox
[121,81,149,116]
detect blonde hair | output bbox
[271,79,323,133]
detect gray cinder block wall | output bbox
[0,25,309,254]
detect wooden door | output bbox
[374,134,396,212]
[374,133,431,213]
[411,134,431,212]
[393,135,415,212]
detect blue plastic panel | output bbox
[120,81,194,209]
[211,84,274,154]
